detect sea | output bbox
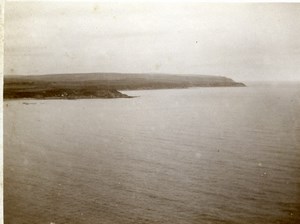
[4,83,300,224]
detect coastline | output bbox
[4,73,246,100]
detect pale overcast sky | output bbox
[4,2,300,81]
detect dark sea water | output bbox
[4,84,300,224]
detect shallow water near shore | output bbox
[4,84,300,224]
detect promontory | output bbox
[4,73,246,100]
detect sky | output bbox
[4,2,300,81]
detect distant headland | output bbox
[4,73,246,100]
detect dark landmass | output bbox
[4,73,246,99]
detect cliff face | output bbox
[4,73,245,100]
[4,87,131,100]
